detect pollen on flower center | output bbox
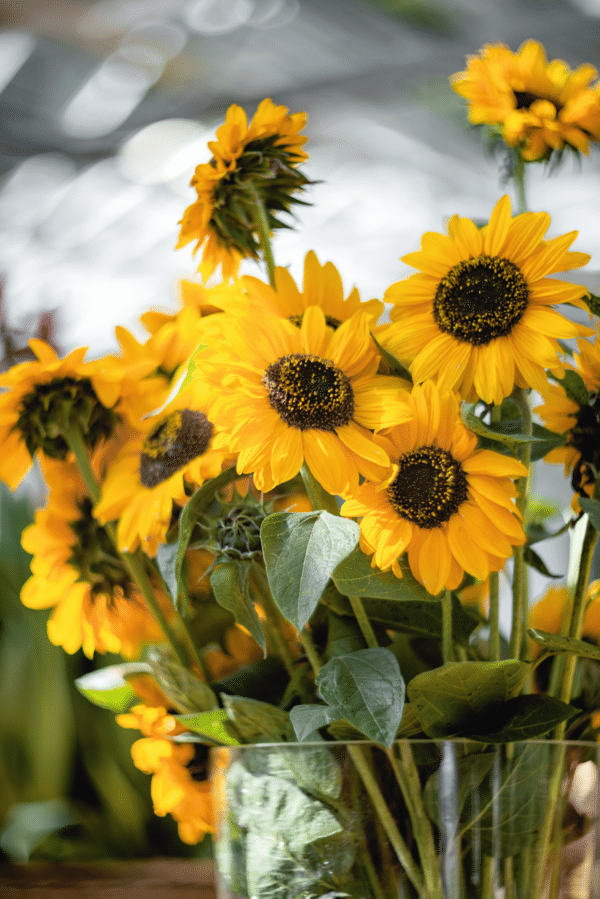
[263,353,354,431]
[387,446,468,528]
[433,254,529,346]
[139,409,214,488]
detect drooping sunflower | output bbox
[94,383,234,556]
[20,457,171,658]
[199,307,411,496]
[117,704,213,845]
[340,380,526,595]
[0,340,120,490]
[381,195,592,406]
[451,40,600,161]
[535,332,600,499]
[240,251,383,330]
[176,98,309,281]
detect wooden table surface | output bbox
[0,859,217,897]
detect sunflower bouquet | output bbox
[4,42,600,899]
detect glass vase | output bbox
[210,739,600,899]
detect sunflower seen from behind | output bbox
[176,98,309,281]
[199,306,411,496]
[451,40,600,161]
[381,195,592,406]
[340,380,526,595]
[20,456,171,658]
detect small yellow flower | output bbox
[452,40,600,161]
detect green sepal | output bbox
[370,332,412,382]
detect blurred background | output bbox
[1,0,600,866]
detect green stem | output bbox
[249,561,297,678]
[63,422,101,503]
[386,744,444,899]
[349,595,379,649]
[511,150,527,215]
[300,462,340,515]
[441,588,453,664]
[300,626,322,673]
[554,517,598,734]
[509,387,532,661]
[348,745,430,899]
[488,405,501,662]
[251,189,277,289]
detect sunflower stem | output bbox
[349,595,379,649]
[300,462,340,515]
[488,406,502,662]
[300,626,322,673]
[251,188,277,289]
[441,588,453,664]
[511,150,528,215]
[248,560,297,678]
[63,421,197,671]
[348,745,430,899]
[509,387,532,661]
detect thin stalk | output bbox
[249,562,297,678]
[387,744,444,899]
[300,462,340,515]
[251,189,277,289]
[511,151,527,215]
[509,387,532,661]
[441,588,453,664]
[348,744,430,899]
[63,421,196,670]
[349,595,379,649]
[528,742,567,899]
[300,626,322,673]
[488,404,502,662]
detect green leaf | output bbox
[580,497,600,531]
[332,547,432,601]
[461,403,561,456]
[528,423,567,462]
[146,647,218,713]
[221,695,295,744]
[289,704,336,742]
[370,332,412,382]
[316,647,405,747]
[261,512,360,630]
[173,709,240,745]
[242,744,343,801]
[321,588,477,644]
[468,695,577,742]
[74,663,151,712]
[585,291,600,316]
[524,545,562,579]
[528,628,600,662]
[213,657,290,707]
[553,369,590,406]
[155,540,181,609]
[397,703,424,737]
[210,560,267,656]
[406,660,529,738]
[170,466,239,610]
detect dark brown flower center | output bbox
[139,409,213,488]
[263,353,354,431]
[387,446,468,528]
[433,255,529,346]
[513,91,561,113]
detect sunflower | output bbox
[451,40,600,161]
[529,580,600,659]
[0,339,119,490]
[240,251,383,330]
[176,98,309,281]
[340,380,526,595]
[381,195,592,406]
[199,307,411,496]
[535,332,600,500]
[117,704,213,844]
[20,457,170,658]
[94,383,234,556]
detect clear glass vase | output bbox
[210,740,600,899]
